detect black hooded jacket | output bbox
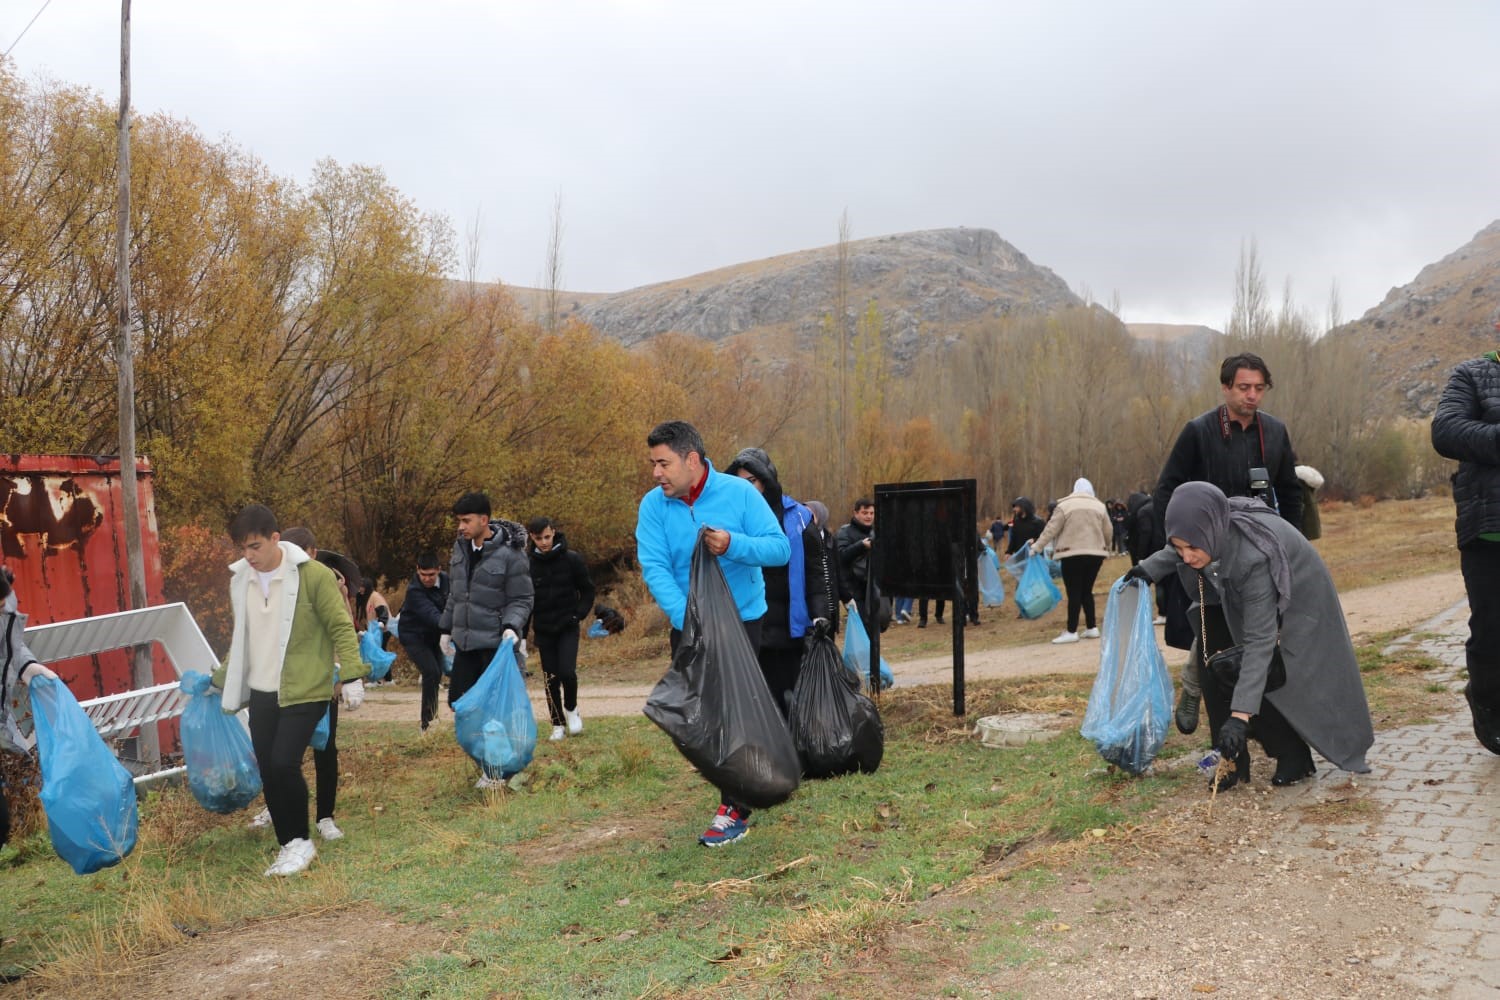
[725,447,835,648]
[526,532,596,634]
[1006,497,1045,555]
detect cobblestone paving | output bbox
[1267,601,1500,999]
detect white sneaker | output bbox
[264,837,317,877]
[475,775,505,790]
[565,708,583,735]
[550,725,566,742]
[1081,627,1101,639]
[1153,615,1167,626]
[316,817,344,841]
[247,806,271,830]
[1051,631,1080,645]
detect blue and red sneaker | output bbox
[698,805,749,847]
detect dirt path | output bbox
[350,571,1467,726]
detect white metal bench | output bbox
[22,603,221,785]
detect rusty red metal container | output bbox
[1,455,171,700]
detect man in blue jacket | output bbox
[636,420,791,846]
[399,550,449,735]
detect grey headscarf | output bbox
[1164,481,1292,614]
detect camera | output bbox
[1248,466,1278,512]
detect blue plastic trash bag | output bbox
[28,675,138,874]
[310,706,331,751]
[453,637,537,779]
[386,614,400,639]
[361,623,396,682]
[443,653,453,676]
[841,602,894,691]
[978,543,1005,607]
[1042,545,1063,579]
[1080,578,1174,775]
[587,619,609,639]
[1015,547,1062,619]
[1002,544,1028,581]
[178,671,261,813]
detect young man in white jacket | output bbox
[211,505,366,877]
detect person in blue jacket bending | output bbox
[635,420,790,847]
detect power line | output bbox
[3,0,55,60]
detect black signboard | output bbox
[869,479,978,716]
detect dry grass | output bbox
[1313,496,1455,590]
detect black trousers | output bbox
[248,690,327,846]
[670,617,762,817]
[757,644,801,720]
[535,626,581,725]
[1060,555,1105,633]
[313,698,338,822]
[1462,540,1500,706]
[1198,602,1309,765]
[404,638,445,727]
[448,646,498,708]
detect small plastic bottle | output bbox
[1196,748,1223,775]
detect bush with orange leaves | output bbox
[159,522,236,657]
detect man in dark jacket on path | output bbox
[835,498,888,633]
[398,550,449,735]
[525,517,596,742]
[1432,345,1500,755]
[438,492,533,788]
[1152,352,1302,735]
[1005,497,1046,556]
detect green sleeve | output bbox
[311,566,367,681]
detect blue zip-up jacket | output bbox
[635,461,791,630]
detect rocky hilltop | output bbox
[1328,220,1500,415]
[559,227,1083,360]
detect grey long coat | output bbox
[1140,515,1373,772]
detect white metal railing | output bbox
[23,603,220,785]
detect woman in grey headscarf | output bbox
[1126,482,1372,788]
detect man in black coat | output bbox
[1432,346,1500,755]
[1152,352,1302,734]
[398,550,449,734]
[1005,497,1045,556]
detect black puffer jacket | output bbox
[1432,356,1500,547]
[398,571,449,647]
[527,533,596,633]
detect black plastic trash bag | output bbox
[789,631,884,778]
[643,532,800,809]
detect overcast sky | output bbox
[5,1,1498,327]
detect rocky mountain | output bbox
[1327,220,1500,415]
[544,228,1084,361]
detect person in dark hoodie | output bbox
[399,550,450,734]
[438,491,534,789]
[1005,497,1045,556]
[724,448,836,713]
[525,516,596,742]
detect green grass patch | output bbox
[1,675,1201,997]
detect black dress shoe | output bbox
[1175,689,1201,735]
[1464,682,1500,755]
[1271,754,1317,787]
[917,621,927,629]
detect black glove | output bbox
[1122,565,1152,584]
[1218,717,1249,761]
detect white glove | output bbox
[502,628,518,646]
[440,634,455,657]
[341,678,365,711]
[20,661,57,685]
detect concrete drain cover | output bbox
[973,713,1062,748]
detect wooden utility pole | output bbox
[115,0,157,766]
